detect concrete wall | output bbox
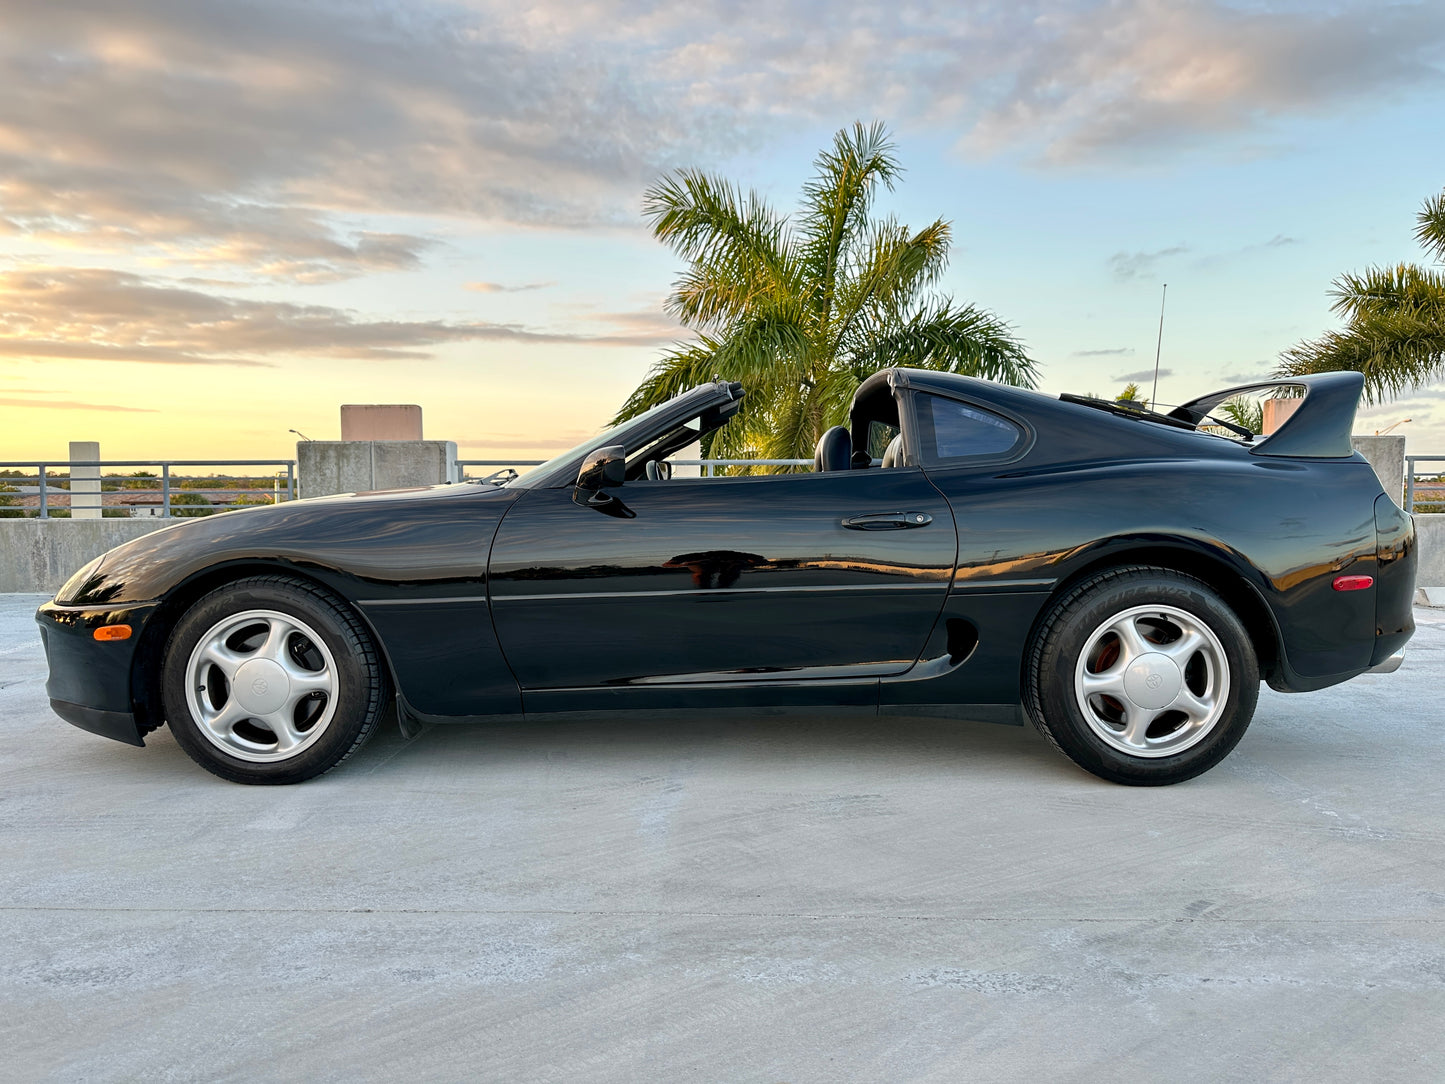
[297,440,459,498]
[0,519,172,594]
[1351,434,1407,505]
[1415,514,1445,603]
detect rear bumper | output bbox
[1367,649,1405,675]
[36,599,159,747]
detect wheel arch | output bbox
[130,559,397,737]
[1026,540,1283,689]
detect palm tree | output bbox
[1276,189,1445,403]
[613,122,1037,460]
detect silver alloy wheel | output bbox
[1072,603,1230,759]
[183,608,339,763]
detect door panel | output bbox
[488,468,957,690]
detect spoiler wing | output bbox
[1167,372,1364,458]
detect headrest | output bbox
[813,426,852,472]
[881,434,905,468]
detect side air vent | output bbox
[946,618,979,666]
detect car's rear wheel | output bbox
[162,576,387,784]
[1025,566,1259,785]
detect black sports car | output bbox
[37,367,1416,786]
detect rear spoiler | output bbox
[1167,371,1364,458]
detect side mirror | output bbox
[576,446,626,493]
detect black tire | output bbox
[162,576,388,784]
[1025,565,1259,786]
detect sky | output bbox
[1,0,1444,465]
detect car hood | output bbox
[62,482,523,606]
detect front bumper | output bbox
[36,600,160,747]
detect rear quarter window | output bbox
[915,394,1024,464]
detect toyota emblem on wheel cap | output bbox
[1145,673,1163,690]
[251,678,269,695]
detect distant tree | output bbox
[168,492,215,517]
[1277,188,1445,402]
[1116,383,1148,409]
[614,122,1037,461]
[0,483,22,519]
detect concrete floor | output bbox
[2,594,1442,1083]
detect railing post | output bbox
[38,464,48,519]
[287,462,295,501]
[162,464,171,518]
[1406,458,1415,513]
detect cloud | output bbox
[0,268,681,367]
[1108,245,1188,282]
[0,1,725,282]
[1219,370,1277,385]
[1112,367,1173,382]
[0,0,1437,287]
[576,307,690,345]
[1073,347,1134,357]
[0,395,157,413]
[962,0,1445,163]
[465,281,557,294]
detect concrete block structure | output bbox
[297,440,459,498]
[1351,434,1406,505]
[340,404,424,442]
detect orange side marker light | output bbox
[93,624,133,641]
[1332,575,1374,592]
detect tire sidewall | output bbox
[162,579,380,784]
[1032,572,1260,785]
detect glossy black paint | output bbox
[36,368,1415,748]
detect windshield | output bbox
[505,391,712,489]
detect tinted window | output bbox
[916,395,1023,463]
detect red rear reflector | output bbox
[93,624,132,641]
[1332,575,1374,592]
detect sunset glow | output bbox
[2,1,1443,461]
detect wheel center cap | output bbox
[1123,652,1182,710]
[233,658,289,715]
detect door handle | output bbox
[842,512,933,530]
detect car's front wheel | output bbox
[162,576,387,784]
[1025,566,1259,785]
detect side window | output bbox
[915,394,1023,463]
[865,419,900,460]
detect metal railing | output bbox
[1406,456,1445,514]
[0,460,296,519]
[455,458,821,482]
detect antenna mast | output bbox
[1151,283,1168,408]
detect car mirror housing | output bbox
[576,446,626,493]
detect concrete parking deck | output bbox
[2,593,1442,1082]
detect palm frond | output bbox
[1416,189,1445,265]
[644,170,796,324]
[831,217,950,349]
[1277,307,1445,404]
[1330,263,1445,321]
[848,300,1038,388]
[798,121,902,319]
[1217,396,1264,434]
